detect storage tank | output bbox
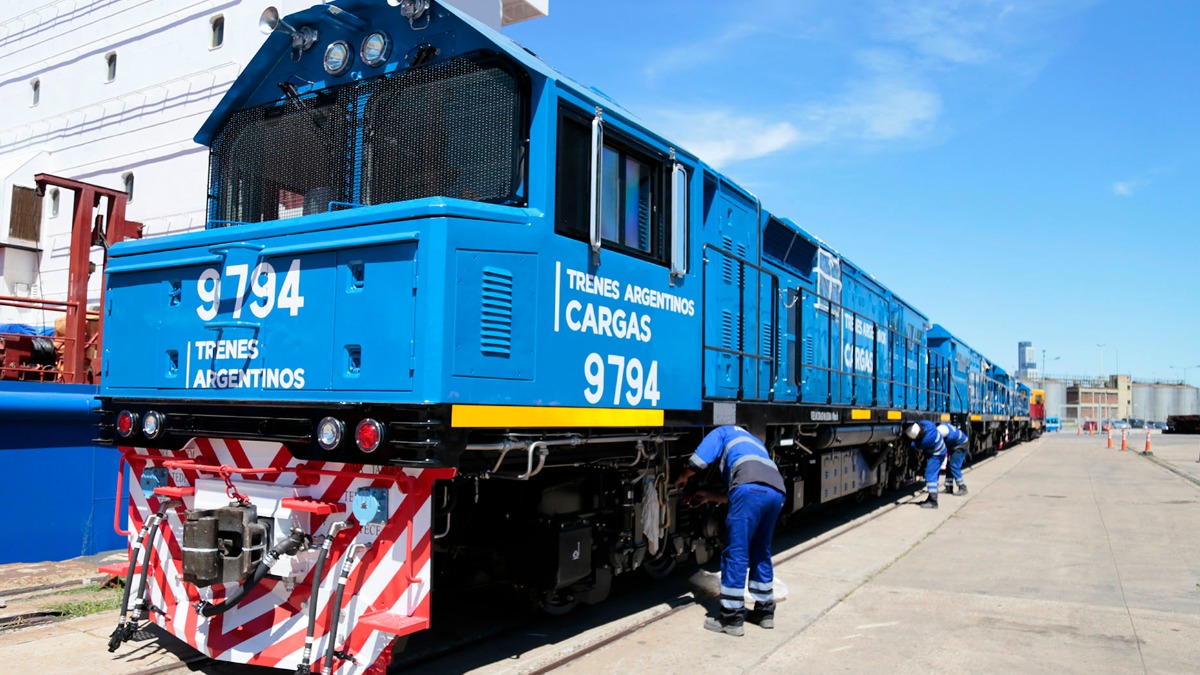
[1043,380,1068,420]
[1132,385,1157,421]
[1183,386,1200,415]
[1152,385,1174,421]
[1169,385,1200,417]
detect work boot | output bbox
[919,494,938,509]
[957,484,968,495]
[704,616,745,637]
[944,483,955,495]
[747,610,775,629]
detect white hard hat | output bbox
[937,424,950,438]
[905,423,922,439]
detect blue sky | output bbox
[507,0,1200,384]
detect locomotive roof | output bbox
[197,1,667,153]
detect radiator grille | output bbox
[208,57,525,227]
[361,59,522,206]
[209,92,350,225]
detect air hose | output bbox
[108,500,173,652]
[194,528,309,617]
[295,521,349,675]
[323,543,366,675]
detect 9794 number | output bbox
[196,260,305,321]
[583,353,661,407]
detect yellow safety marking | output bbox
[850,409,871,420]
[451,405,664,428]
[887,410,902,420]
[969,415,982,421]
[940,414,951,421]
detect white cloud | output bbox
[652,79,940,169]
[810,72,943,142]
[1111,179,1148,197]
[875,0,1014,66]
[655,111,805,168]
[638,0,1088,166]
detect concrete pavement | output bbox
[496,432,1200,674]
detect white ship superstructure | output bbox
[0,0,546,331]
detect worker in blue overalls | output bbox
[940,422,970,495]
[674,425,786,637]
[905,420,945,509]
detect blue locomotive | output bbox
[98,2,1035,672]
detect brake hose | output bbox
[296,521,348,675]
[108,500,173,652]
[195,528,309,617]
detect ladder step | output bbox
[154,486,195,498]
[281,497,347,515]
[98,562,136,576]
[356,610,429,636]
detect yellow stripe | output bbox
[887,410,901,420]
[940,413,951,422]
[451,405,664,428]
[969,415,982,422]
[850,409,871,420]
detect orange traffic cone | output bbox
[1077,424,1082,436]
[1107,428,1113,449]
[1144,427,1152,455]
[1120,428,1127,451]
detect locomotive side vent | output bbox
[722,310,735,349]
[480,266,514,356]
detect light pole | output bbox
[1172,364,1200,386]
[1096,343,1106,381]
[1041,351,1060,379]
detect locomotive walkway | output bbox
[0,432,1198,673]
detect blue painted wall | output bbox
[0,382,126,563]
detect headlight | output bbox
[316,417,344,451]
[142,411,165,439]
[360,32,390,66]
[324,40,352,75]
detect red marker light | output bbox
[355,419,384,453]
[116,410,137,438]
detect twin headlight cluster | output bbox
[114,410,385,454]
[315,416,385,453]
[324,31,391,75]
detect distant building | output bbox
[1034,374,1198,423]
[1063,377,1125,422]
[1016,341,1039,380]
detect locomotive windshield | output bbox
[207,56,527,226]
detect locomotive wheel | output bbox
[642,551,677,579]
[538,590,579,616]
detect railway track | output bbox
[0,610,65,631]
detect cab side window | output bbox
[555,104,665,263]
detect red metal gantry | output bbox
[0,174,142,383]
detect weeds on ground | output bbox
[46,583,123,618]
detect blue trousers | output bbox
[720,484,785,623]
[948,448,966,486]
[925,452,946,495]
